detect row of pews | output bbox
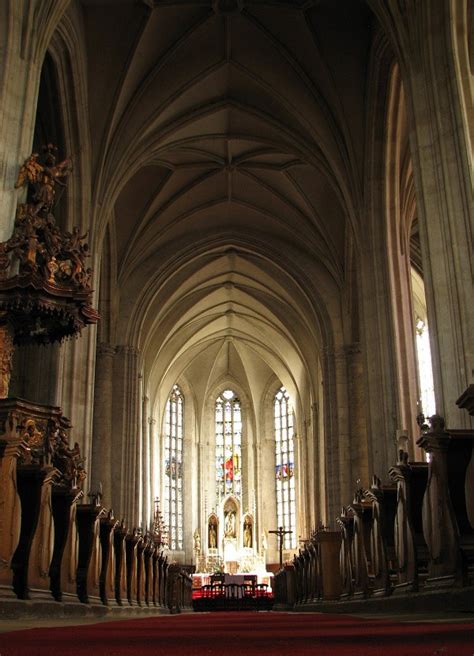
[274,407,474,607]
[0,398,192,613]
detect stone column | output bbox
[369,0,474,426]
[91,342,115,506]
[141,395,150,529]
[401,7,473,425]
[322,346,351,519]
[345,344,370,487]
[148,417,157,510]
[113,345,141,526]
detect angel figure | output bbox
[15,152,43,189]
[15,146,72,215]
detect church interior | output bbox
[0,0,473,652]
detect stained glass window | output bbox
[215,389,242,502]
[164,384,183,550]
[274,386,296,549]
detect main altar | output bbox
[192,495,273,593]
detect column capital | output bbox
[97,342,116,357]
[116,344,140,357]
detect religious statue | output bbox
[261,530,268,556]
[224,509,236,538]
[193,528,201,552]
[15,144,72,216]
[243,516,253,548]
[208,517,218,548]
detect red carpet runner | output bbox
[1,612,473,656]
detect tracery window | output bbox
[215,389,242,502]
[164,384,183,550]
[274,386,296,549]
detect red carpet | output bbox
[1,612,473,656]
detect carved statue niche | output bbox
[243,515,253,548]
[208,514,218,550]
[223,498,238,539]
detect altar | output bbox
[192,572,274,611]
[193,494,272,593]
[192,571,273,593]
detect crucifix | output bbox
[269,526,292,569]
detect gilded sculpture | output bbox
[0,145,98,369]
[5,146,91,291]
[49,420,86,490]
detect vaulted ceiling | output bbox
[79,0,378,411]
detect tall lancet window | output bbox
[164,384,183,550]
[415,317,436,418]
[274,386,296,549]
[215,390,242,502]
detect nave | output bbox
[0,0,472,650]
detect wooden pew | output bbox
[125,529,140,606]
[136,535,146,606]
[152,546,160,606]
[76,499,106,604]
[113,521,128,605]
[337,507,355,598]
[389,452,429,593]
[12,461,58,599]
[347,490,373,598]
[293,551,304,604]
[364,476,397,596]
[50,485,83,601]
[49,419,86,603]
[0,407,28,598]
[417,415,474,587]
[143,537,154,606]
[99,511,118,605]
[314,529,342,601]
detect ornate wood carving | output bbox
[0,321,14,400]
[0,147,98,398]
